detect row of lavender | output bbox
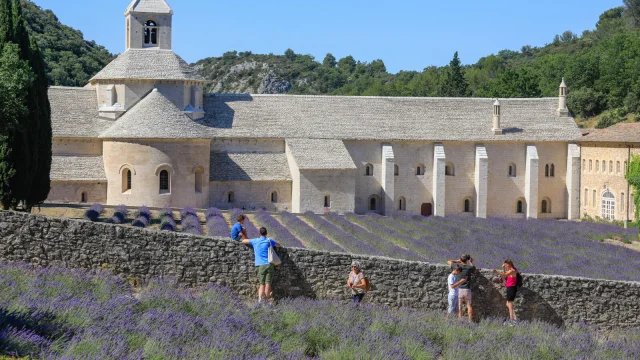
[1,262,639,359]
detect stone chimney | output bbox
[557,78,569,116]
[492,99,503,135]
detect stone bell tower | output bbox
[125,0,173,50]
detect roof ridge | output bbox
[210,93,558,102]
[50,86,95,91]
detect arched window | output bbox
[398,196,406,211]
[143,20,158,46]
[80,191,87,204]
[582,159,585,172]
[516,199,524,214]
[464,198,472,213]
[271,191,278,203]
[159,170,170,193]
[617,161,621,174]
[122,168,132,193]
[589,160,592,172]
[545,164,550,177]
[365,164,373,176]
[624,161,628,174]
[596,160,599,172]
[445,162,455,176]
[394,164,399,176]
[601,190,615,220]
[508,163,516,177]
[621,192,625,211]
[593,190,596,208]
[541,199,551,214]
[550,164,555,177]
[227,191,235,203]
[609,161,613,174]
[324,195,331,208]
[195,168,203,194]
[602,160,606,173]
[415,163,425,176]
[370,197,377,211]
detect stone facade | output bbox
[45,0,585,220]
[1,211,639,329]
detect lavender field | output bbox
[0,263,638,359]
[75,205,639,281]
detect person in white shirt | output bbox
[447,265,467,317]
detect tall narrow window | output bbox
[584,189,588,206]
[159,170,169,193]
[122,168,132,193]
[227,191,235,203]
[621,192,625,211]
[144,20,158,45]
[582,159,585,172]
[508,163,516,177]
[365,164,373,176]
[541,200,547,213]
[596,160,599,172]
[394,164,399,176]
[602,160,606,173]
[516,200,523,214]
[625,161,628,174]
[550,164,555,177]
[589,160,592,172]
[593,190,596,207]
[545,164,549,177]
[464,199,471,213]
[195,168,203,194]
[398,196,406,211]
[415,163,425,176]
[324,195,330,208]
[369,196,377,211]
[271,191,278,203]
[81,192,87,203]
[617,161,621,174]
[609,161,613,174]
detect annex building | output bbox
[47,0,584,220]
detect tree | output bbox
[337,55,356,74]
[323,53,336,67]
[624,0,640,27]
[489,68,542,98]
[440,52,468,97]
[568,88,606,117]
[284,48,296,61]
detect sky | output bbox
[32,0,623,73]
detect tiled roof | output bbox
[51,156,106,181]
[204,94,581,141]
[126,0,172,14]
[286,139,356,170]
[577,123,640,143]
[49,87,114,138]
[210,153,291,181]
[100,89,209,139]
[91,49,203,81]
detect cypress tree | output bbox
[440,51,468,97]
[0,0,12,44]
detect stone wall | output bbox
[1,211,638,329]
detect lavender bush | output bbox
[252,210,305,247]
[107,205,128,224]
[303,211,382,256]
[229,209,260,238]
[158,207,175,220]
[1,262,638,359]
[131,206,151,228]
[181,208,203,236]
[83,204,104,222]
[205,207,229,237]
[278,212,344,252]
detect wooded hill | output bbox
[23,0,640,127]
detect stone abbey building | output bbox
[48,0,584,220]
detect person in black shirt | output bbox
[447,254,476,321]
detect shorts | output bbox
[458,288,472,306]
[353,294,365,304]
[506,286,517,302]
[448,294,458,313]
[256,264,275,285]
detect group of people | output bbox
[447,254,520,322]
[231,215,521,320]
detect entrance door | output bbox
[421,203,432,217]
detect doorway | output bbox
[421,203,432,217]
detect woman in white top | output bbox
[347,261,366,304]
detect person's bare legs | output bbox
[467,304,473,322]
[458,296,464,318]
[264,284,272,301]
[258,285,265,301]
[506,301,517,320]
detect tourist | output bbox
[447,254,476,321]
[447,265,466,317]
[347,261,366,304]
[230,214,248,241]
[241,227,280,304]
[492,259,519,322]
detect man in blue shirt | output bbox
[242,227,281,304]
[230,214,248,241]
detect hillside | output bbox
[20,0,114,87]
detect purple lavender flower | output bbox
[205,207,229,237]
[83,204,104,222]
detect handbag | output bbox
[268,240,281,266]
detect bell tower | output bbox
[125,0,173,50]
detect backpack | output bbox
[516,272,523,288]
[363,277,371,293]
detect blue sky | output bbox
[33,0,622,73]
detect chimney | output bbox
[557,78,569,116]
[492,99,503,135]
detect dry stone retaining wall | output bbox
[0,211,638,329]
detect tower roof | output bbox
[126,0,173,15]
[100,89,208,139]
[90,49,204,82]
[560,77,567,88]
